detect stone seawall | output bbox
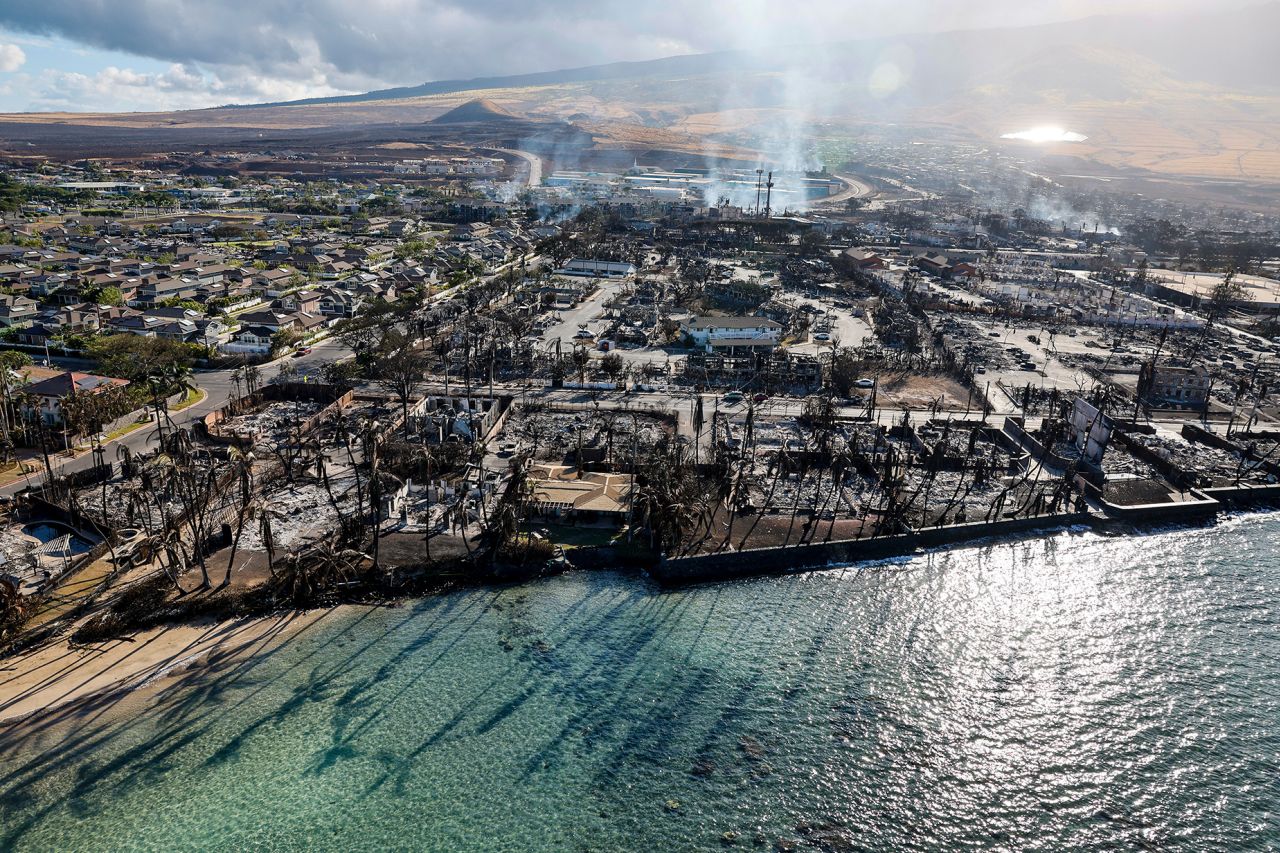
[654,512,1094,586]
[652,478,1280,587]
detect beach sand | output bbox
[0,610,334,726]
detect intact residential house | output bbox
[227,325,277,353]
[389,265,438,289]
[21,371,130,426]
[317,259,356,279]
[32,272,76,302]
[251,267,297,295]
[166,263,234,289]
[76,272,142,304]
[272,289,321,314]
[913,253,952,277]
[67,235,126,255]
[286,251,332,271]
[235,309,296,332]
[144,306,204,323]
[191,318,229,347]
[0,263,34,285]
[132,275,201,307]
[21,305,102,344]
[341,243,394,267]
[386,219,418,238]
[681,316,783,354]
[453,222,492,241]
[290,311,328,335]
[58,305,101,333]
[0,295,39,329]
[15,323,58,348]
[33,251,83,271]
[353,281,396,302]
[1,279,35,299]
[841,247,886,271]
[317,288,363,318]
[153,319,200,342]
[105,313,167,337]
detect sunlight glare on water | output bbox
[2,516,1278,851]
[1001,126,1089,143]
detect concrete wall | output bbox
[1200,483,1280,506]
[1003,416,1104,485]
[1183,424,1280,479]
[1076,476,1220,524]
[1113,430,1195,487]
[654,512,1093,586]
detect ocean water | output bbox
[2,516,1279,852]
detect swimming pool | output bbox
[22,522,95,556]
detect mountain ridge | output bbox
[230,2,1280,111]
[1,3,1277,182]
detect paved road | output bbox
[785,295,874,357]
[815,174,875,209]
[2,338,349,497]
[4,253,549,496]
[494,148,543,188]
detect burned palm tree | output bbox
[634,438,701,555]
[271,541,369,607]
[259,511,277,578]
[222,449,256,588]
[0,577,30,644]
[737,445,788,551]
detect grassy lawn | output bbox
[104,416,154,443]
[172,387,207,412]
[0,459,40,487]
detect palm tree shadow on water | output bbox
[1,564,936,848]
[0,593,486,848]
[354,580,665,796]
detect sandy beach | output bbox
[0,610,336,727]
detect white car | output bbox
[854,378,876,389]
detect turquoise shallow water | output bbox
[2,515,1279,852]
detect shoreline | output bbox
[0,607,339,727]
[5,502,1280,731]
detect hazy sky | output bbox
[0,0,1251,113]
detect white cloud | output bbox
[0,0,1265,111]
[0,43,25,72]
[23,63,345,112]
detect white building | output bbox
[557,259,636,279]
[681,316,782,354]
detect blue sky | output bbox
[0,0,1259,114]
[0,30,183,112]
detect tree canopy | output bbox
[87,334,200,384]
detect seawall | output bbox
[653,482,1280,586]
[654,512,1093,586]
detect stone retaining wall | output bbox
[654,512,1093,586]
